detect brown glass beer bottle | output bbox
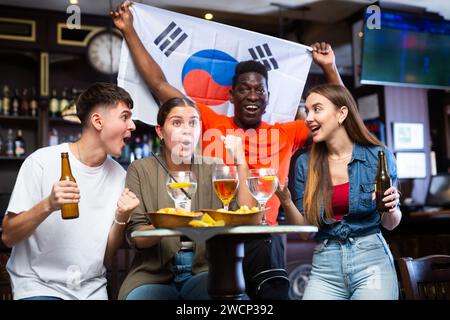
[60,152,79,219]
[375,150,391,212]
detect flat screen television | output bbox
[361,10,450,89]
[426,174,450,208]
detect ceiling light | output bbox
[70,0,78,5]
[204,13,214,20]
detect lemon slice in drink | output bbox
[168,182,192,188]
[262,176,276,181]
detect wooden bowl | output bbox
[201,208,268,226]
[146,211,203,229]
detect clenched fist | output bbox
[310,42,336,69]
[110,0,134,35]
[222,135,246,165]
[115,188,140,223]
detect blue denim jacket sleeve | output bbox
[385,148,398,187]
[293,153,308,215]
[385,147,399,208]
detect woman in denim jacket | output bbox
[276,84,401,299]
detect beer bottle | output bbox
[14,129,25,157]
[49,89,59,118]
[60,152,79,219]
[20,88,30,116]
[2,85,11,116]
[5,129,14,157]
[59,87,69,116]
[375,150,391,212]
[11,88,20,117]
[29,88,38,117]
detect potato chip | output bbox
[156,207,201,217]
[189,220,210,227]
[188,213,224,227]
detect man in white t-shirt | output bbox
[1,83,139,300]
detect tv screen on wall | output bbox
[361,10,450,89]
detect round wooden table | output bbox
[131,225,317,299]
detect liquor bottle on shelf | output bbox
[134,136,143,160]
[11,88,20,117]
[14,129,26,157]
[20,88,30,116]
[2,85,11,116]
[154,136,161,154]
[49,89,59,118]
[5,129,14,157]
[70,88,80,106]
[120,143,131,163]
[59,88,69,116]
[0,131,3,155]
[129,150,135,163]
[49,128,59,146]
[142,134,152,158]
[60,88,80,122]
[30,88,38,117]
[0,88,3,115]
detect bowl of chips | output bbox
[147,208,203,228]
[188,213,225,227]
[200,206,267,226]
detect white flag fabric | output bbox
[118,3,313,126]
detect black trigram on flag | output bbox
[248,44,279,71]
[154,22,188,57]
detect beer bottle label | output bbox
[15,141,25,156]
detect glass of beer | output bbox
[246,168,278,225]
[166,171,197,212]
[212,165,239,211]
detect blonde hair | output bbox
[303,84,384,226]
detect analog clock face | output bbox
[87,32,122,74]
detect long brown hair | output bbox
[303,84,383,226]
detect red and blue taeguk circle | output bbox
[181,49,238,106]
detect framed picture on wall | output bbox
[392,122,424,151]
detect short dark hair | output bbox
[157,97,199,126]
[76,82,133,128]
[231,60,268,89]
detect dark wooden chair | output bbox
[398,255,450,300]
[0,252,12,300]
[106,247,135,300]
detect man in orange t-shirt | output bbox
[197,101,309,225]
[112,1,343,300]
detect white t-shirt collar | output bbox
[63,143,106,174]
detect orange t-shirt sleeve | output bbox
[281,120,309,150]
[197,102,218,132]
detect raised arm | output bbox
[111,1,184,103]
[275,181,306,225]
[104,188,140,268]
[310,42,344,87]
